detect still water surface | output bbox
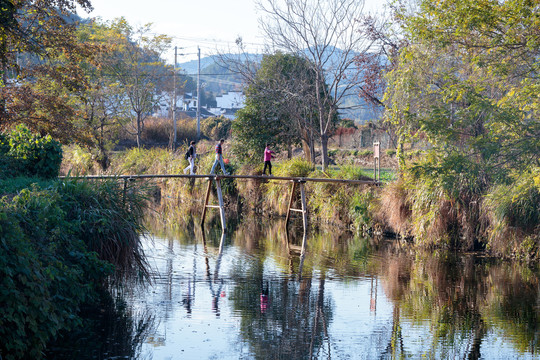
[53,216,540,359]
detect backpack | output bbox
[184,148,190,160]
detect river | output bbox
[47,215,540,359]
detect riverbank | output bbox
[61,145,540,261]
[61,145,383,231]
[0,176,149,359]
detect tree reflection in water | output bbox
[379,251,540,359]
[229,218,540,359]
[229,225,333,359]
[47,212,540,359]
[45,291,155,359]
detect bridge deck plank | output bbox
[60,174,379,185]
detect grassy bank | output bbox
[0,177,148,359]
[61,146,540,260]
[62,146,380,232]
[376,163,540,260]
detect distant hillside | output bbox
[177,54,258,95]
[177,52,382,123]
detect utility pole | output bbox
[172,46,177,151]
[196,46,201,140]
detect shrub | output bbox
[0,185,111,359]
[357,149,374,157]
[201,116,232,140]
[274,156,314,178]
[0,178,149,359]
[328,149,338,157]
[386,149,397,157]
[330,165,373,181]
[484,169,540,259]
[61,145,96,175]
[3,124,63,178]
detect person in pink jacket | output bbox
[263,143,275,176]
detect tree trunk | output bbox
[320,132,329,172]
[287,140,292,159]
[309,138,315,165]
[136,113,142,148]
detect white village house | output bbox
[153,91,245,120]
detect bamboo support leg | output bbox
[200,178,213,226]
[299,182,308,234]
[285,181,298,227]
[215,178,226,232]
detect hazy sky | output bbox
[81,0,384,62]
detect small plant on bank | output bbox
[1,124,63,178]
[386,149,397,157]
[357,149,374,157]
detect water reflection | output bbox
[50,214,540,359]
[45,293,155,359]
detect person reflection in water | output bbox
[260,281,269,314]
[182,279,193,316]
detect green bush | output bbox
[2,124,63,178]
[0,185,113,359]
[357,149,374,157]
[273,156,314,178]
[0,178,148,359]
[386,149,397,157]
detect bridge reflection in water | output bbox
[134,217,540,360]
[45,210,540,359]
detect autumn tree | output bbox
[383,0,540,246]
[102,18,171,148]
[0,0,94,139]
[258,0,375,171]
[66,20,134,169]
[0,0,92,81]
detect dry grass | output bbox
[376,179,412,238]
[142,117,198,145]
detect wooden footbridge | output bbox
[64,174,380,234]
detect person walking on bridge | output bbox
[262,143,275,176]
[210,139,229,175]
[183,141,197,175]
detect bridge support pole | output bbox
[299,182,308,232]
[215,178,226,232]
[285,180,308,235]
[200,176,226,232]
[200,178,213,226]
[285,181,297,227]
